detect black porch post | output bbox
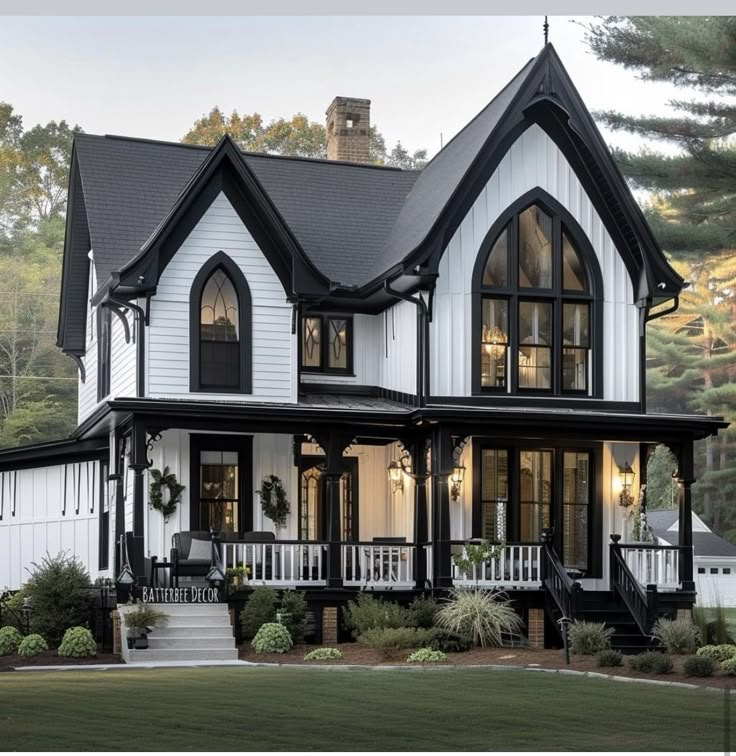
[677,439,695,590]
[412,438,430,590]
[321,431,352,589]
[431,427,453,588]
[128,419,149,582]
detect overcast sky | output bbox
[0,16,682,156]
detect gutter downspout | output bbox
[383,280,429,408]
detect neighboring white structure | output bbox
[648,510,736,606]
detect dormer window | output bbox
[301,314,353,374]
[190,252,252,394]
[473,192,601,397]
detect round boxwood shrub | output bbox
[58,626,97,658]
[303,647,343,661]
[0,626,23,656]
[427,628,473,653]
[697,644,736,663]
[252,622,292,654]
[596,649,623,668]
[683,654,716,677]
[407,648,447,663]
[721,657,736,675]
[628,651,673,674]
[17,634,48,658]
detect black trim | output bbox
[470,188,604,400]
[98,460,110,570]
[0,437,108,473]
[299,313,354,376]
[189,251,253,394]
[189,433,253,535]
[428,396,640,413]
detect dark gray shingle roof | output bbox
[647,510,736,558]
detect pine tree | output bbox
[585,17,736,533]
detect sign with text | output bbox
[140,586,221,604]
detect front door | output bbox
[190,435,253,535]
[298,456,358,541]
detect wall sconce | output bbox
[618,461,635,508]
[387,461,404,495]
[450,464,465,501]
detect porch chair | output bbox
[170,531,216,587]
[369,537,407,585]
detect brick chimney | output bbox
[325,97,371,163]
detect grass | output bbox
[0,667,732,751]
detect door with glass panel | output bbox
[298,457,358,542]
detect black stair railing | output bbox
[610,537,658,637]
[541,536,583,622]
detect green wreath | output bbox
[149,466,185,519]
[259,474,290,530]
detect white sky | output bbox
[0,15,684,156]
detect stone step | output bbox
[127,647,239,662]
[158,614,231,627]
[147,636,236,650]
[149,626,235,639]
[144,603,229,616]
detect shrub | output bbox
[357,627,434,656]
[17,634,48,658]
[692,605,733,645]
[721,657,736,675]
[683,654,716,677]
[58,626,96,658]
[407,648,447,663]
[697,644,736,663]
[240,587,278,640]
[251,623,292,654]
[435,588,524,648]
[343,593,413,638]
[0,626,23,655]
[567,621,614,655]
[427,628,473,653]
[0,590,28,633]
[628,651,672,674]
[279,591,307,643]
[23,552,93,647]
[596,649,623,668]
[408,595,439,629]
[303,647,343,661]
[652,618,699,655]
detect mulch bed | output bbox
[0,652,122,671]
[239,643,736,689]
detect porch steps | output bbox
[122,603,238,663]
[580,592,657,654]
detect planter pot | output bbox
[132,634,149,650]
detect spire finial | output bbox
[543,15,549,45]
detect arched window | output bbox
[473,190,602,397]
[190,252,252,393]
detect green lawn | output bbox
[0,667,731,751]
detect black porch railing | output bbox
[541,542,583,621]
[610,541,660,636]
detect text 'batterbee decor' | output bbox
[140,586,220,604]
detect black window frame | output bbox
[189,251,252,394]
[299,313,354,376]
[471,189,604,398]
[472,439,602,577]
[96,305,111,401]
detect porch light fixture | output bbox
[618,461,635,508]
[116,534,136,586]
[482,326,507,360]
[387,461,404,495]
[450,464,465,502]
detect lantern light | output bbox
[618,461,635,508]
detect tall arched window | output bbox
[190,252,252,393]
[472,190,602,397]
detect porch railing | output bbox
[619,543,681,590]
[610,542,658,636]
[541,542,583,621]
[450,542,543,589]
[220,540,329,586]
[342,543,415,588]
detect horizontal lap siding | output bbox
[431,124,639,402]
[0,461,103,590]
[147,192,296,403]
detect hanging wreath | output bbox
[149,466,185,519]
[259,474,290,530]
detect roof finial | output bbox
[543,15,549,45]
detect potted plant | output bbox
[226,565,250,590]
[124,602,167,650]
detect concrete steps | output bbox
[120,603,238,663]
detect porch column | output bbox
[128,419,149,582]
[677,439,695,590]
[411,438,430,590]
[320,431,352,589]
[431,427,453,588]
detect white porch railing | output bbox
[450,543,543,589]
[621,545,680,590]
[342,543,415,589]
[221,540,329,587]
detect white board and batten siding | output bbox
[147,192,296,404]
[431,124,639,403]
[0,460,109,590]
[300,301,417,396]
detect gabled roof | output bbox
[58,43,685,353]
[648,510,736,558]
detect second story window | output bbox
[301,314,353,374]
[190,252,252,394]
[473,193,601,397]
